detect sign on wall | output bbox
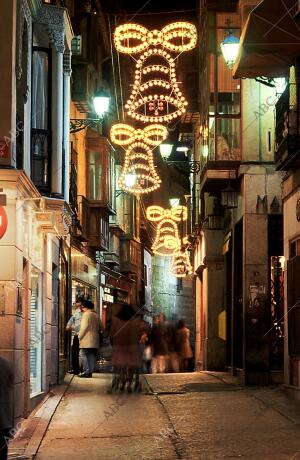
[0,189,7,240]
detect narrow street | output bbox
[31,373,300,460]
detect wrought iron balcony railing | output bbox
[31,128,51,192]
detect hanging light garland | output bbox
[170,248,193,277]
[114,22,197,123]
[110,124,168,194]
[146,205,187,256]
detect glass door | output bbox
[30,267,43,395]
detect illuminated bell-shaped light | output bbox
[124,173,137,187]
[93,89,110,117]
[220,31,240,68]
[160,142,173,160]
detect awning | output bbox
[233,0,300,78]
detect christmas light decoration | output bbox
[170,248,193,277]
[146,205,187,256]
[110,124,168,194]
[114,22,197,123]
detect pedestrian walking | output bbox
[78,300,101,378]
[0,356,13,460]
[140,329,152,374]
[66,297,83,374]
[150,314,168,373]
[110,303,143,392]
[177,320,193,372]
[166,321,179,373]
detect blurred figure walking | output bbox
[151,314,168,373]
[166,321,179,373]
[177,320,193,372]
[110,303,142,392]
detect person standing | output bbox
[78,300,101,378]
[0,356,13,460]
[177,320,193,372]
[66,297,83,374]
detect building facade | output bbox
[0,0,73,420]
[233,0,300,390]
[192,0,285,384]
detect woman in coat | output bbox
[110,303,142,392]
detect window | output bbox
[290,237,300,258]
[31,48,51,190]
[87,151,102,201]
[71,35,82,55]
[203,13,241,163]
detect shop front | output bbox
[100,266,132,330]
[71,247,98,308]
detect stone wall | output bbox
[151,255,195,345]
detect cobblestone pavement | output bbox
[34,372,300,460]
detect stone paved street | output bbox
[31,372,300,460]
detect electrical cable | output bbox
[115,15,125,121]
[108,15,120,121]
[110,8,197,18]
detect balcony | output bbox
[73,195,89,242]
[73,196,110,250]
[88,205,109,251]
[103,252,120,268]
[275,83,300,171]
[71,61,97,113]
[120,238,141,274]
[199,151,241,193]
[31,129,51,193]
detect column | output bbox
[0,0,16,167]
[63,52,71,202]
[51,48,63,195]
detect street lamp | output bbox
[93,89,110,117]
[159,142,173,160]
[70,88,110,133]
[220,22,240,68]
[169,198,180,208]
[159,142,201,173]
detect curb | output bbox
[8,375,73,460]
